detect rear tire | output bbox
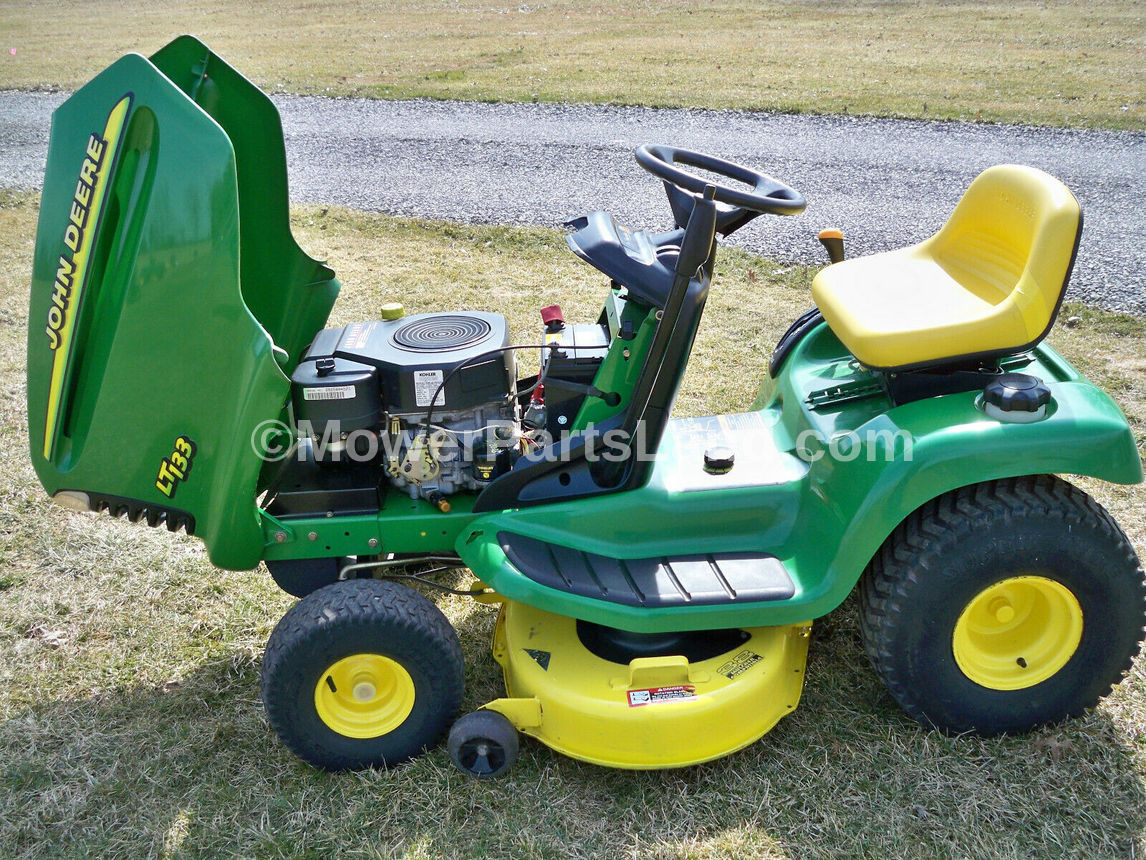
[261,579,464,769]
[860,475,1145,735]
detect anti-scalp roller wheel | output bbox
[447,710,520,779]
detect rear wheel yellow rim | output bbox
[953,576,1083,691]
[315,653,416,738]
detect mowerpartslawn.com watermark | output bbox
[251,419,913,466]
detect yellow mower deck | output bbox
[482,600,812,769]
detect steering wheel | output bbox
[634,144,806,217]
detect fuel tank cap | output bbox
[703,446,735,474]
[982,373,1051,423]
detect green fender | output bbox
[773,327,1141,621]
[789,377,1142,616]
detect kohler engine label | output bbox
[414,370,446,407]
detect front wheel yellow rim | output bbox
[953,575,1083,691]
[315,653,416,738]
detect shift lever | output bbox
[817,228,845,264]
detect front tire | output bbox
[261,579,464,769]
[860,475,1145,735]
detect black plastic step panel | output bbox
[265,458,381,519]
[498,532,794,608]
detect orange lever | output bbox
[818,228,845,264]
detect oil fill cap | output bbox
[704,446,735,474]
[982,373,1051,423]
[381,302,405,320]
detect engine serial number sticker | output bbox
[414,369,446,407]
[627,685,696,707]
[303,385,357,401]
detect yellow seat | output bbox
[811,165,1081,370]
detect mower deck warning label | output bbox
[627,685,696,707]
[718,650,763,680]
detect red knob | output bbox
[540,304,565,328]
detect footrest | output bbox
[498,533,794,608]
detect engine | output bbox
[290,311,519,506]
[285,304,613,512]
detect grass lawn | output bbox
[0,1,1143,129]
[0,189,1144,858]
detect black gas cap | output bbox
[982,374,1051,422]
[315,357,336,377]
[704,446,736,475]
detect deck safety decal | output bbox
[718,650,763,680]
[627,685,696,707]
[524,649,551,670]
[42,93,133,458]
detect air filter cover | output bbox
[392,314,493,351]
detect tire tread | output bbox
[261,579,463,769]
[859,475,1145,732]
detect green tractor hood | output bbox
[26,36,339,569]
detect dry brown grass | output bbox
[0,0,1143,129]
[1,190,1144,858]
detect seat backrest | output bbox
[927,164,1081,344]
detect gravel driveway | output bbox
[2,91,1142,314]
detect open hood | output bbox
[27,36,339,569]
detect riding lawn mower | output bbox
[26,37,1145,777]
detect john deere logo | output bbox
[41,94,132,459]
